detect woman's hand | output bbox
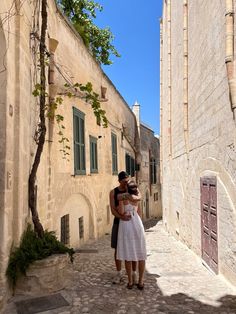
[120,213,131,221]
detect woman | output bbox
[116,181,147,290]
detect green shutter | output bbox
[131,157,135,177]
[150,158,157,184]
[125,153,135,177]
[90,136,98,173]
[153,158,157,184]
[125,153,130,175]
[73,107,86,175]
[111,133,118,174]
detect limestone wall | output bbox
[0,0,142,307]
[161,0,236,285]
[139,124,162,219]
[35,0,139,243]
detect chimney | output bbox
[132,101,140,136]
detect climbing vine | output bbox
[57,0,120,65]
[32,80,108,159]
[28,0,47,238]
[29,0,111,237]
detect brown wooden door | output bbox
[200,176,218,273]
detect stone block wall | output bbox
[161,0,236,285]
[0,0,143,307]
[139,124,162,219]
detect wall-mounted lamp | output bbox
[100,86,108,102]
[101,86,107,98]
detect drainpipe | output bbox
[167,0,172,157]
[225,0,236,116]
[160,17,163,184]
[183,0,189,154]
[46,38,59,230]
[48,38,59,142]
[12,0,21,242]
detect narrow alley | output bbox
[4,219,236,314]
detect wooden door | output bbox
[200,176,218,273]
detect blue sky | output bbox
[95,0,163,135]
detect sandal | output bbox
[126,283,133,289]
[137,283,144,290]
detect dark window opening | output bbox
[61,214,69,245]
[79,216,84,239]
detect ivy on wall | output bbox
[57,0,120,65]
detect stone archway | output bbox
[0,20,7,282]
[188,157,236,282]
[54,185,97,249]
[62,193,95,248]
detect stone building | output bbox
[161,0,236,285]
[133,102,162,220]
[0,0,160,307]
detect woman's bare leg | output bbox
[115,250,122,271]
[138,260,145,285]
[125,261,132,285]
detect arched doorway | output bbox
[59,193,95,249]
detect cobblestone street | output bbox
[4,220,236,313]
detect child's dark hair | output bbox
[127,181,138,195]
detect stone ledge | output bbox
[0,283,10,314]
[14,254,72,296]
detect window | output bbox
[125,153,135,177]
[154,192,158,201]
[79,216,84,239]
[61,214,69,245]
[150,158,157,184]
[111,133,118,174]
[90,136,98,173]
[73,107,85,175]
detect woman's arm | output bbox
[118,200,125,215]
[137,202,142,218]
[128,189,141,202]
[117,190,142,202]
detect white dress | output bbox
[117,203,147,261]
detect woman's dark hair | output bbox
[127,181,138,195]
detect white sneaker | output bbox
[112,273,122,284]
[132,272,138,285]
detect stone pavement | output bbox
[4,220,236,313]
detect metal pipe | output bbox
[160,17,163,183]
[225,0,236,113]
[183,0,189,154]
[167,0,172,157]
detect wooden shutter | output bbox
[90,136,98,173]
[131,157,135,177]
[73,107,85,174]
[125,153,130,174]
[111,133,118,174]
